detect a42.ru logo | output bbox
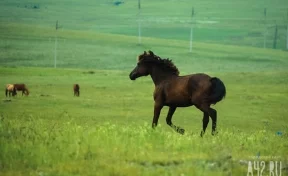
[247,161,282,176]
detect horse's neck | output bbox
[150,67,176,86]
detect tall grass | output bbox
[0,114,287,176]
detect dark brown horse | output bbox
[73,84,80,97]
[5,84,17,97]
[14,84,29,96]
[129,51,226,136]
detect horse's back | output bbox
[188,73,211,98]
[175,73,211,92]
[188,73,211,81]
[158,75,195,107]
[14,84,26,90]
[159,73,213,107]
[6,84,14,90]
[187,73,212,90]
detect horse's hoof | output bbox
[178,128,185,135]
[152,123,157,129]
[200,131,205,137]
[212,131,218,136]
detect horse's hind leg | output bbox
[197,104,217,136]
[166,106,185,135]
[166,106,176,126]
[200,112,209,137]
[209,108,217,135]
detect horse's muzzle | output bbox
[129,74,136,80]
[129,72,136,80]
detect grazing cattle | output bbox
[129,51,226,136]
[73,84,80,97]
[5,84,17,97]
[14,84,29,96]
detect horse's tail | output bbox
[209,77,226,105]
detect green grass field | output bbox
[0,0,288,175]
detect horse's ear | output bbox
[148,50,154,56]
[144,51,147,55]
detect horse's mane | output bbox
[138,51,180,76]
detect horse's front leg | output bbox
[152,103,163,128]
[166,106,185,135]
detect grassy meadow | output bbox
[1,0,288,175]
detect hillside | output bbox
[0,0,288,176]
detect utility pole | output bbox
[263,8,267,48]
[54,20,59,68]
[138,0,141,45]
[189,7,195,53]
[286,8,288,50]
[273,24,278,49]
[286,24,288,50]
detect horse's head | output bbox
[25,88,29,96]
[129,51,155,80]
[12,87,17,96]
